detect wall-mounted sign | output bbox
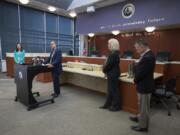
[122,3,135,19]
[76,0,180,34]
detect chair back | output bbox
[122,51,133,59]
[165,78,176,93]
[156,51,171,62]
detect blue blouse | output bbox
[14,50,25,64]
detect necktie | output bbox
[50,49,55,64]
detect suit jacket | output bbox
[134,50,155,94]
[103,51,120,78]
[46,49,62,74]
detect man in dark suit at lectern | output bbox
[130,39,155,132]
[45,41,62,98]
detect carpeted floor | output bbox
[0,74,180,135]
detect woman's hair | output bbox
[108,38,120,51]
[16,43,23,52]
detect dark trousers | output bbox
[104,77,121,108]
[52,71,60,95]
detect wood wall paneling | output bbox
[94,29,180,61]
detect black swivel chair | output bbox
[122,51,133,59]
[69,50,73,56]
[156,51,171,62]
[152,77,180,116]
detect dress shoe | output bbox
[129,116,139,123]
[51,93,59,98]
[109,106,120,112]
[131,126,148,132]
[99,105,109,109]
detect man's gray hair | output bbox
[51,41,57,45]
[135,39,149,47]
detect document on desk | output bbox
[120,73,127,77]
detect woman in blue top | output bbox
[14,43,25,64]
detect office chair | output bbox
[156,51,171,62]
[152,77,180,116]
[122,51,133,59]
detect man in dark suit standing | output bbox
[130,39,155,132]
[45,41,62,98]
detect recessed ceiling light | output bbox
[69,11,77,18]
[112,30,120,35]
[19,0,29,5]
[48,6,56,12]
[88,33,95,37]
[145,26,156,32]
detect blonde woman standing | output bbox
[100,38,121,112]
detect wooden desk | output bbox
[61,66,163,114]
[6,55,180,93]
[62,56,180,94]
